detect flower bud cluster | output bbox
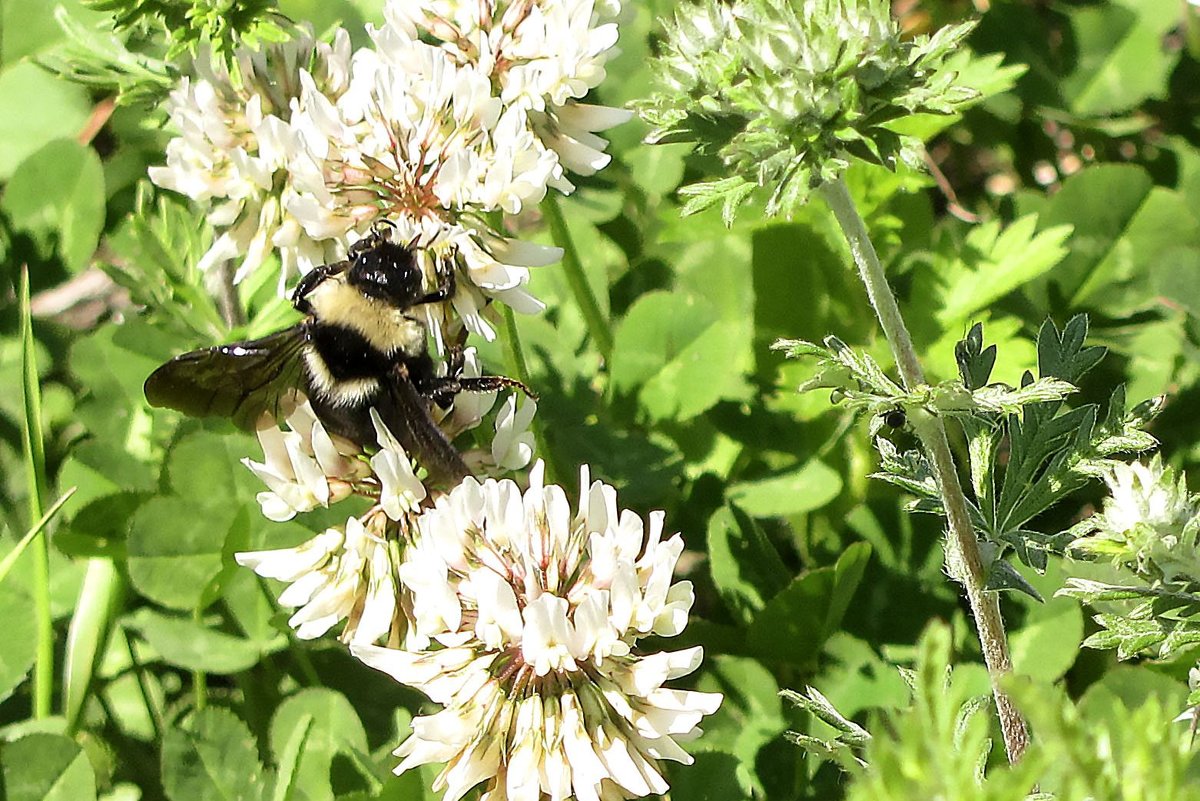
[1070,457,1200,585]
[638,0,977,219]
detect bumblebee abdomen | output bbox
[307,324,392,379]
[301,322,390,408]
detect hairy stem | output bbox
[542,195,613,363]
[819,177,1029,763]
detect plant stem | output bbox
[501,304,534,389]
[501,305,561,484]
[214,259,246,330]
[254,577,320,686]
[124,630,164,741]
[542,195,613,363]
[192,606,208,711]
[819,177,1029,763]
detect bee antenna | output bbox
[372,219,397,240]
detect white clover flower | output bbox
[284,45,564,335]
[152,4,624,318]
[444,347,499,434]
[532,102,633,193]
[242,400,369,521]
[409,219,559,342]
[1071,456,1200,583]
[286,43,554,230]
[353,462,720,801]
[236,513,402,645]
[380,0,621,110]
[369,408,428,521]
[372,0,631,193]
[150,27,354,286]
[491,395,537,471]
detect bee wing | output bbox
[144,327,308,431]
[379,368,471,484]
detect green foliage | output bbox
[3,139,105,274]
[781,685,870,774]
[38,7,175,106]
[86,0,288,58]
[1015,680,1200,800]
[3,0,1200,799]
[921,214,1072,326]
[838,624,1042,800]
[0,64,91,181]
[781,317,1161,600]
[1059,0,1182,118]
[794,624,1200,799]
[161,706,274,800]
[0,732,98,801]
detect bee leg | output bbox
[415,259,456,305]
[458,376,537,400]
[381,366,471,484]
[292,261,347,312]
[424,374,538,403]
[444,342,465,377]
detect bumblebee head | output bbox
[347,234,425,308]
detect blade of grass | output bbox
[0,488,75,586]
[124,629,164,740]
[64,558,125,734]
[19,267,53,719]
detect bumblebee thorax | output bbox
[306,274,427,357]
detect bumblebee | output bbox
[144,223,529,483]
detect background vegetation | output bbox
[1,0,1199,798]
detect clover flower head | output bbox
[149,26,354,285]
[236,513,403,645]
[373,0,631,190]
[353,462,720,801]
[237,406,438,644]
[284,43,567,331]
[1071,456,1200,583]
[638,0,978,220]
[241,399,369,522]
[380,0,622,110]
[151,4,626,316]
